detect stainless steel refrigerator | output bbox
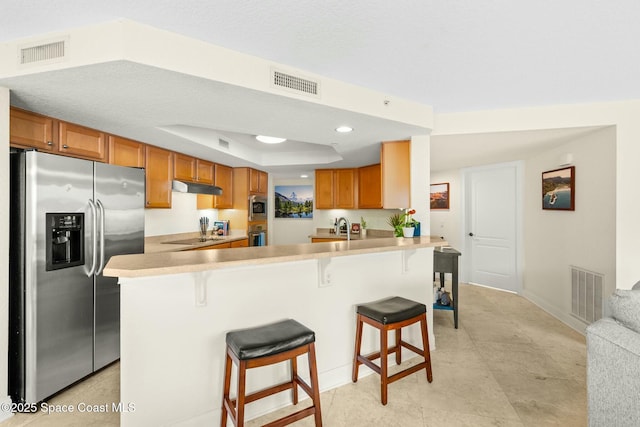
[9,150,145,404]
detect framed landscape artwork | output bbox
[274,185,314,218]
[542,166,575,211]
[430,183,450,210]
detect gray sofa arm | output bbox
[586,317,640,427]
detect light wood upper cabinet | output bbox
[196,159,214,184]
[335,169,357,209]
[315,168,357,209]
[249,168,268,195]
[174,153,197,182]
[315,169,335,209]
[381,140,411,209]
[145,146,173,208]
[10,108,55,151]
[196,162,234,209]
[358,164,382,209]
[58,121,107,161]
[214,163,233,208]
[108,135,145,167]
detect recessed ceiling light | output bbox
[300,174,309,178]
[335,126,353,133]
[256,135,286,144]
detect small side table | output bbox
[433,247,461,329]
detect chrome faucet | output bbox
[338,217,351,241]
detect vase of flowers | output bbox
[391,209,419,237]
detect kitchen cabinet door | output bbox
[358,164,382,209]
[335,168,357,209]
[174,153,196,182]
[214,164,233,208]
[58,121,107,161]
[196,159,214,184]
[315,169,335,209]
[108,135,145,167]
[189,242,231,250]
[145,146,173,208]
[311,238,344,243]
[230,239,249,248]
[10,108,55,151]
[381,140,411,209]
[249,168,268,195]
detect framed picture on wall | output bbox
[542,166,575,211]
[274,185,314,218]
[430,183,450,210]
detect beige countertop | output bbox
[144,232,249,254]
[309,228,394,240]
[105,235,447,278]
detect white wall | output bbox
[433,100,640,290]
[0,87,12,421]
[144,192,219,236]
[429,169,463,249]
[522,127,616,330]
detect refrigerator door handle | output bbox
[87,199,98,277]
[96,199,106,275]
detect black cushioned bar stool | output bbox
[221,319,322,427]
[352,296,433,405]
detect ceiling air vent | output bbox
[19,37,68,66]
[271,69,320,98]
[218,139,230,150]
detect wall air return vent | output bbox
[218,139,230,150]
[271,68,320,98]
[19,37,68,67]
[571,266,604,324]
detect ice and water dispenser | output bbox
[45,213,84,271]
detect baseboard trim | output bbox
[521,290,587,335]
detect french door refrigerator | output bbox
[9,150,145,404]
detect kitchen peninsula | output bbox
[104,236,445,426]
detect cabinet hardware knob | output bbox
[469,232,474,237]
[62,144,69,149]
[47,141,53,146]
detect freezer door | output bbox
[24,152,95,403]
[94,162,145,369]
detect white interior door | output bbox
[465,162,520,292]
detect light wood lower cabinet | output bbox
[189,242,232,251]
[145,146,173,208]
[231,239,249,248]
[189,239,247,250]
[311,238,344,243]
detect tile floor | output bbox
[2,283,587,426]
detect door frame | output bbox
[460,160,524,293]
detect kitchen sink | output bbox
[162,236,228,245]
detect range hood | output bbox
[172,180,223,195]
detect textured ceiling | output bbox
[1,1,636,174]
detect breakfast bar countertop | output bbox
[105,235,447,278]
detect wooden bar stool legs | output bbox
[352,297,433,405]
[220,319,322,426]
